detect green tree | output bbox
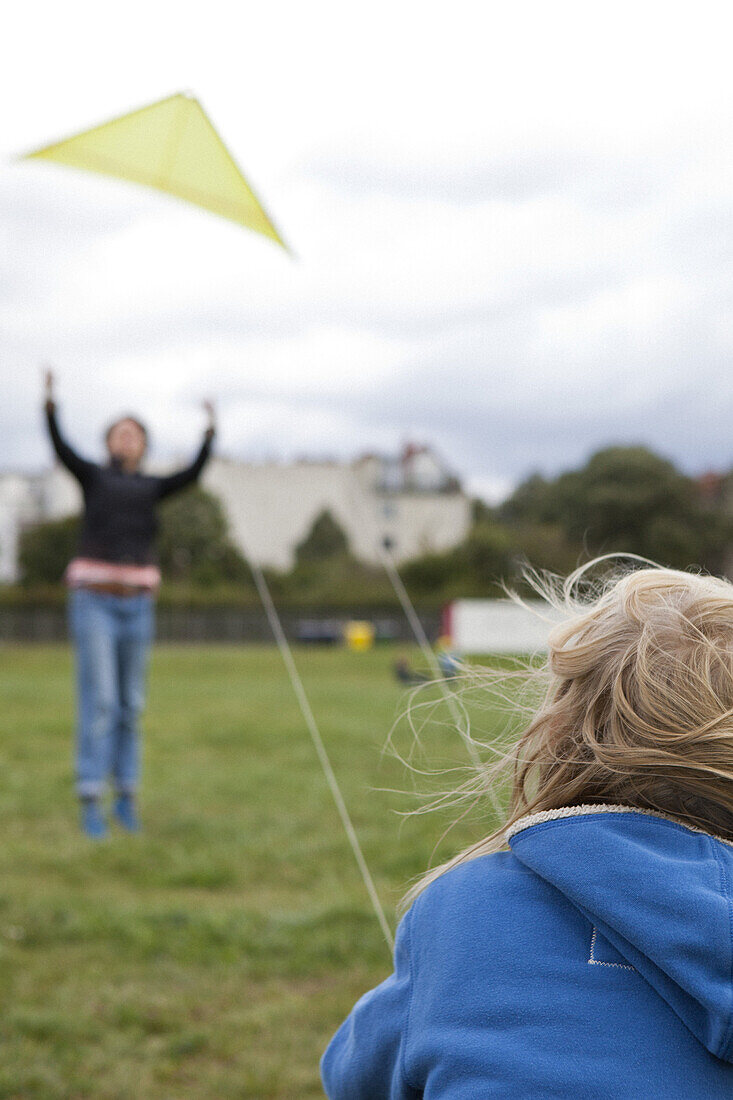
[18,514,80,585]
[505,522,582,582]
[498,473,556,525]
[471,497,496,525]
[400,549,458,594]
[401,524,514,598]
[459,524,514,589]
[295,510,350,564]
[500,446,732,572]
[158,486,250,585]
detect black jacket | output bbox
[45,404,215,565]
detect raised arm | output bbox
[43,370,97,485]
[155,400,216,500]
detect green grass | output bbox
[0,644,508,1099]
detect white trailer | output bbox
[443,598,566,655]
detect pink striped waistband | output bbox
[65,558,161,593]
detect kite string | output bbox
[349,486,486,776]
[246,554,395,954]
[242,478,491,959]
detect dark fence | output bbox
[0,606,443,645]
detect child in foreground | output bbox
[321,561,733,1098]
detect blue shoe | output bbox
[113,793,140,833]
[81,798,108,840]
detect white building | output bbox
[0,444,471,581]
[0,474,41,584]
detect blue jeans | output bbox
[68,588,154,798]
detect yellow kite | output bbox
[23,92,287,248]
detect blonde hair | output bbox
[404,557,733,906]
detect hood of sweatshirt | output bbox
[507,805,733,1063]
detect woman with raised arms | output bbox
[43,370,216,838]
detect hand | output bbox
[202,399,216,434]
[43,366,55,406]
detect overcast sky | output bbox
[1,1,731,501]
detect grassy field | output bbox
[0,643,506,1099]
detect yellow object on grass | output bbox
[23,92,287,248]
[345,621,375,652]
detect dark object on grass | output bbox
[393,657,429,685]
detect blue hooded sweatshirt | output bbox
[321,806,733,1098]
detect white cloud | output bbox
[1,0,731,496]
